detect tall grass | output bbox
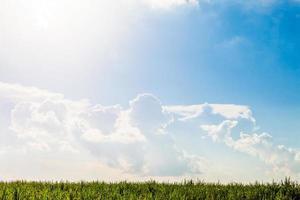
[0,178,299,199]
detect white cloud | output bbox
[165,103,255,122]
[75,93,205,176]
[201,120,238,142]
[0,81,299,181]
[80,109,146,144]
[166,102,300,178]
[143,0,199,9]
[200,119,300,176]
[0,82,64,103]
[0,82,204,177]
[233,134,300,175]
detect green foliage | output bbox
[0,179,299,199]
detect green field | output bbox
[0,179,299,200]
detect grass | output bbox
[0,178,299,199]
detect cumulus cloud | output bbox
[0,82,205,177]
[0,81,299,180]
[166,102,300,177]
[73,93,205,176]
[201,120,238,142]
[200,119,300,176]
[232,133,300,175]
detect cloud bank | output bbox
[0,81,299,181]
[0,82,205,179]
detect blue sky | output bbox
[0,0,300,182]
[90,1,300,145]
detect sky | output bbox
[0,0,300,182]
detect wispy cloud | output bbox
[142,0,199,9]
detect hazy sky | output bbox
[0,0,300,182]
